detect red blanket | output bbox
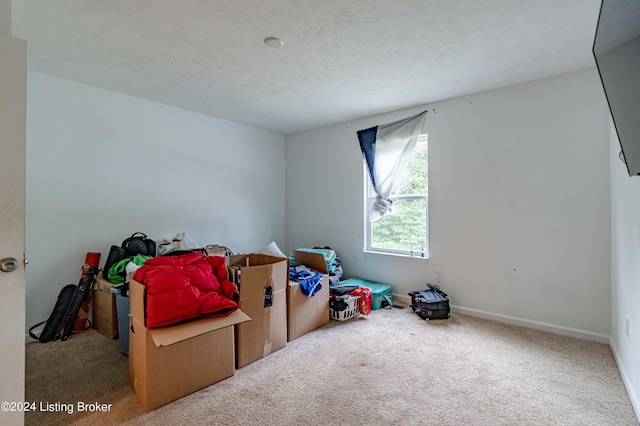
[133,253,239,328]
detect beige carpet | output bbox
[26,308,638,425]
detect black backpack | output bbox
[121,232,156,258]
[102,245,126,279]
[29,284,77,342]
[29,267,98,342]
[409,284,450,320]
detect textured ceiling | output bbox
[12,0,602,134]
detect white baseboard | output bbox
[393,293,610,344]
[609,340,640,422]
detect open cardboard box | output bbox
[129,279,250,412]
[227,253,288,368]
[287,250,330,342]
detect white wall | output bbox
[0,0,10,35]
[26,71,286,333]
[286,68,611,341]
[610,120,640,416]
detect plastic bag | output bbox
[158,232,199,255]
[257,241,286,258]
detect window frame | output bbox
[363,135,429,258]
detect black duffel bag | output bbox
[29,284,77,342]
[102,245,126,279]
[409,283,450,320]
[121,232,156,258]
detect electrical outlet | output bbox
[434,268,443,283]
[625,317,629,338]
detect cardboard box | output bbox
[287,250,330,341]
[228,253,288,368]
[128,279,250,412]
[92,277,119,339]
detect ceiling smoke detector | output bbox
[264,37,284,48]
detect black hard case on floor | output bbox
[408,284,450,320]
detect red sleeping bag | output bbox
[133,253,239,328]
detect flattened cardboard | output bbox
[128,279,251,412]
[231,254,288,368]
[93,276,118,339]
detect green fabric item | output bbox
[108,254,151,284]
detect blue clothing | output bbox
[289,264,324,297]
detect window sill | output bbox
[363,250,429,260]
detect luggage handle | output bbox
[427,283,447,297]
[382,295,392,309]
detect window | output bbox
[364,134,428,257]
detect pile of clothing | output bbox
[288,245,372,316]
[288,246,345,298]
[133,252,239,328]
[291,246,344,287]
[330,282,372,316]
[288,263,324,297]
